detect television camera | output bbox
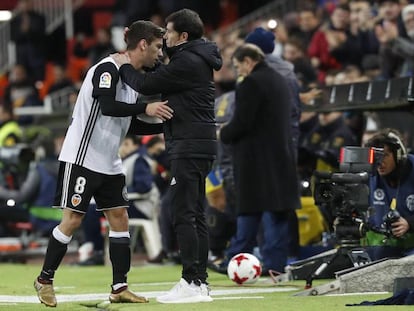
[313,146,383,247]
[287,146,389,288]
[313,146,401,245]
[0,144,35,201]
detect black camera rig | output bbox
[285,146,395,288]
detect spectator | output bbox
[376,4,414,77]
[46,63,75,95]
[218,44,299,274]
[308,4,361,84]
[365,128,414,260]
[206,90,237,264]
[283,37,318,88]
[140,134,183,265]
[88,28,117,66]
[3,63,42,125]
[299,111,357,175]
[374,0,406,78]
[295,5,321,47]
[10,0,47,82]
[349,0,379,63]
[120,134,161,220]
[0,105,23,147]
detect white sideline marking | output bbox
[213,296,264,300]
[0,287,296,303]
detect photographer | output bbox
[365,128,414,260]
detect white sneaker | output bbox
[156,278,207,304]
[200,283,213,302]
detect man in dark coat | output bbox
[219,44,299,273]
[10,0,47,82]
[112,9,222,303]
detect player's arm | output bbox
[92,62,148,117]
[128,118,163,135]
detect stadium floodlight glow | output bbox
[267,19,278,30]
[7,199,15,207]
[301,180,310,189]
[0,10,12,22]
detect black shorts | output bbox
[53,162,128,213]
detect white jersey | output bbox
[59,56,138,175]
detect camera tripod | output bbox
[302,243,372,288]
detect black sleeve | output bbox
[119,61,194,95]
[92,62,148,117]
[92,62,119,98]
[406,215,414,233]
[220,78,260,144]
[119,64,146,92]
[99,95,148,117]
[128,117,164,135]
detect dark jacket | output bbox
[265,54,301,155]
[369,155,414,231]
[220,62,299,214]
[119,38,222,160]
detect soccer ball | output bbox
[227,253,262,285]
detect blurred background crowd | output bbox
[0,0,414,267]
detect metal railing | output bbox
[0,21,14,75]
[14,86,75,116]
[213,0,298,37]
[0,0,79,75]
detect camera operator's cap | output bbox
[245,27,275,54]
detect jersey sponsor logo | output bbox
[71,194,82,207]
[170,177,177,185]
[99,72,112,88]
[406,194,414,212]
[373,188,385,201]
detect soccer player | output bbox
[33,20,173,307]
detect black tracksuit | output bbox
[120,38,222,283]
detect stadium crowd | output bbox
[0,0,414,284]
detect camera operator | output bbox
[365,128,414,260]
[0,136,63,237]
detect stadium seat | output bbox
[102,192,162,264]
[128,218,162,260]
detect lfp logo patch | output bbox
[99,72,111,88]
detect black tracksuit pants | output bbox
[169,158,212,283]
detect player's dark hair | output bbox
[125,20,165,51]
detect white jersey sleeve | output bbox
[59,57,139,175]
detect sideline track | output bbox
[0,286,297,304]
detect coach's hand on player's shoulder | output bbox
[111,53,131,67]
[145,101,173,121]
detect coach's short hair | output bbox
[166,9,204,41]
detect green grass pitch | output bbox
[0,262,410,310]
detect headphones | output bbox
[386,131,408,163]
